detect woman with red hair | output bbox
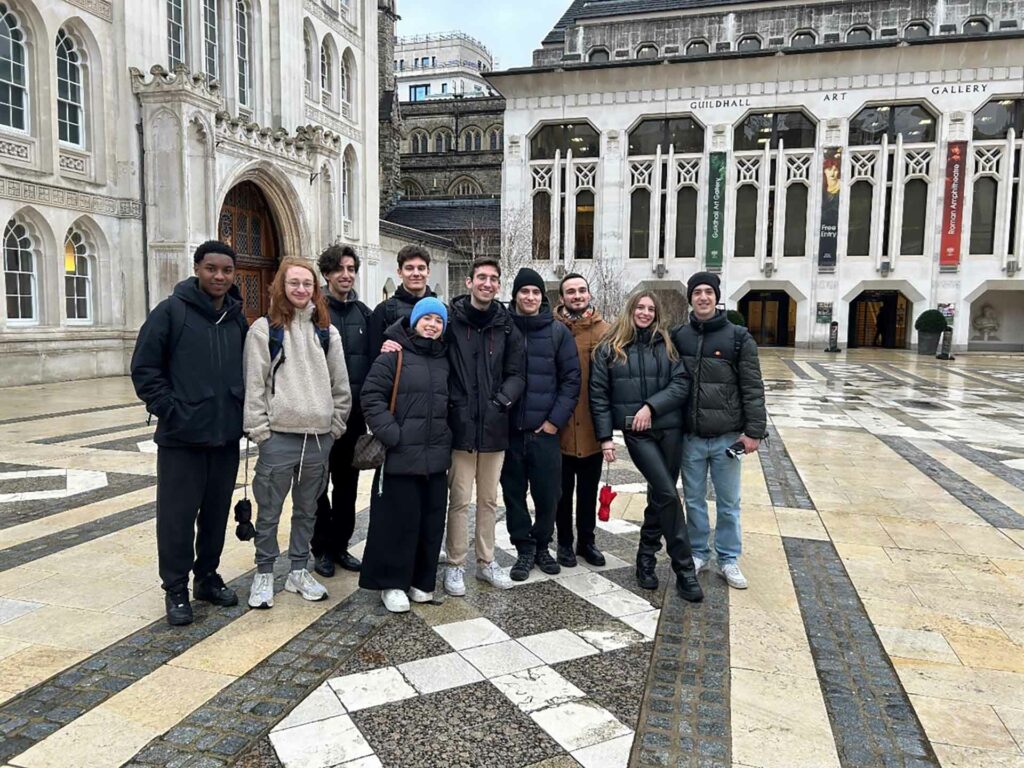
[243,257,352,609]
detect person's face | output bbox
[824,164,840,191]
[398,258,429,293]
[283,266,315,309]
[415,313,444,339]
[194,253,235,299]
[466,265,500,305]
[515,286,543,316]
[633,297,656,329]
[560,278,591,312]
[691,285,717,320]
[327,256,357,296]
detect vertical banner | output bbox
[817,147,841,269]
[940,141,967,269]
[705,151,726,269]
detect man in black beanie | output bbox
[671,272,766,591]
[131,241,249,625]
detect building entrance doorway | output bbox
[847,290,910,349]
[738,291,795,347]
[218,181,280,324]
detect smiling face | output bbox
[690,284,717,320]
[398,257,430,296]
[560,277,591,313]
[283,265,316,309]
[515,286,543,316]
[633,296,656,329]
[194,253,235,301]
[466,264,500,307]
[326,256,357,298]
[415,313,444,339]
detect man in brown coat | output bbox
[555,273,611,567]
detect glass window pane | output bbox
[974,100,1017,141]
[848,181,874,255]
[6,296,16,317]
[589,49,609,63]
[66,296,75,317]
[530,123,600,160]
[20,296,31,317]
[970,177,998,254]
[629,188,650,258]
[734,113,772,151]
[687,41,708,55]
[849,106,890,145]
[776,112,816,149]
[894,104,934,143]
[574,190,594,259]
[734,186,758,256]
[532,192,550,258]
[900,179,928,255]
[905,23,929,39]
[783,185,808,256]
[675,187,697,257]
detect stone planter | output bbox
[917,331,941,356]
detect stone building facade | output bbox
[489,0,1024,351]
[395,32,494,102]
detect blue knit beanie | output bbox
[410,297,448,332]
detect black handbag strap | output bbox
[388,349,403,414]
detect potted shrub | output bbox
[726,309,746,327]
[914,309,948,355]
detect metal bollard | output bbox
[936,327,955,360]
[825,321,841,353]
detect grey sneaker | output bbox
[444,566,466,597]
[407,586,433,603]
[476,561,513,590]
[285,569,328,601]
[248,573,274,609]
[718,562,748,590]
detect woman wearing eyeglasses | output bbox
[243,257,352,610]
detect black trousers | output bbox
[501,430,562,555]
[156,443,240,592]
[312,410,365,558]
[359,471,447,592]
[556,452,603,548]
[623,428,694,577]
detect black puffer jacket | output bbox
[361,320,451,476]
[324,288,372,409]
[446,295,526,453]
[511,299,581,432]
[671,310,767,439]
[130,277,248,448]
[589,329,690,442]
[368,285,437,357]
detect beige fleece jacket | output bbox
[243,305,351,444]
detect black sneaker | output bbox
[314,554,335,578]
[676,570,704,603]
[165,588,193,626]
[577,542,606,567]
[556,544,578,568]
[534,549,561,575]
[635,556,659,590]
[510,552,535,582]
[335,551,362,572]
[193,573,238,607]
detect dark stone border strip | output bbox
[783,537,940,768]
[940,367,1024,393]
[629,574,731,768]
[807,362,908,388]
[944,441,1024,492]
[33,422,149,445]
[782,359,813,380]
[0,402,140,426]
[877,435,1024,530]
[758,425,816,510]
[873,363,942,389]
[0,502,155,573]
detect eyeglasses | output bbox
[285,280,314,290]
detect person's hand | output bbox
[381,340,401,353]
[535,420,558,435]
[739,435,761,454]
[601,440,616,463]
[631,405,652,432]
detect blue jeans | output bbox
[681,433,742,564]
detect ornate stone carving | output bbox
[0,176,142,218]
[305,0,359,41]
[0,139,30,161]
[67,0,112,22]
[971,304,1001,341]
[59,151,89,175]
[304,104,364,143]
[130,65,223,110]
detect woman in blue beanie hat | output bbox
[358,299,451,612]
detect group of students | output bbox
[131,240,766,625]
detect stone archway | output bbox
[218,181,280,324]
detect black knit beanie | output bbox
[513,267,545,298]
[687,272,721,303]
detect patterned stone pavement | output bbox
[0,350,1022,768]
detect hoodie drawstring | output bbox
[296,432,322,484]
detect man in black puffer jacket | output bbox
[368,245,437,356]
[501,268,581,582]
[672,272,767,591]
[311,245,372,578]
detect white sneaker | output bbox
[381,589,410,613]
[444,566,466,597]
[408,587,433,604]
[248,572,274,609]
[285,569,328,601]
[718,562,748,590]
[439,548,448,564]
[692,556,708,574]
[476,561,513,590]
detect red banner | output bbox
[940,141,967,268]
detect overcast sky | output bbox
[395,1,568,69]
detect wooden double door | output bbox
[218,182,280,325]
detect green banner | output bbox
[705,152,726,269]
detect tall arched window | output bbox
[342,149,355,234]
[970,176,998,254]
[848,180,873,255]
[533,192,551,258]
[409,130,426,153]
[202,0,219,79]
[4,218,36,323]
[489,128,502,150]
[56,29,84,146]
[64,229,93,323]
[734,186,758,257]
[235,0,252,108]
[0,3,28,130]
[433,130,452,153]
[340,51,353,116]
[462,128,482,151]
[320,39,334,108]
[303,27,313,88]
[167,0,186,68]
